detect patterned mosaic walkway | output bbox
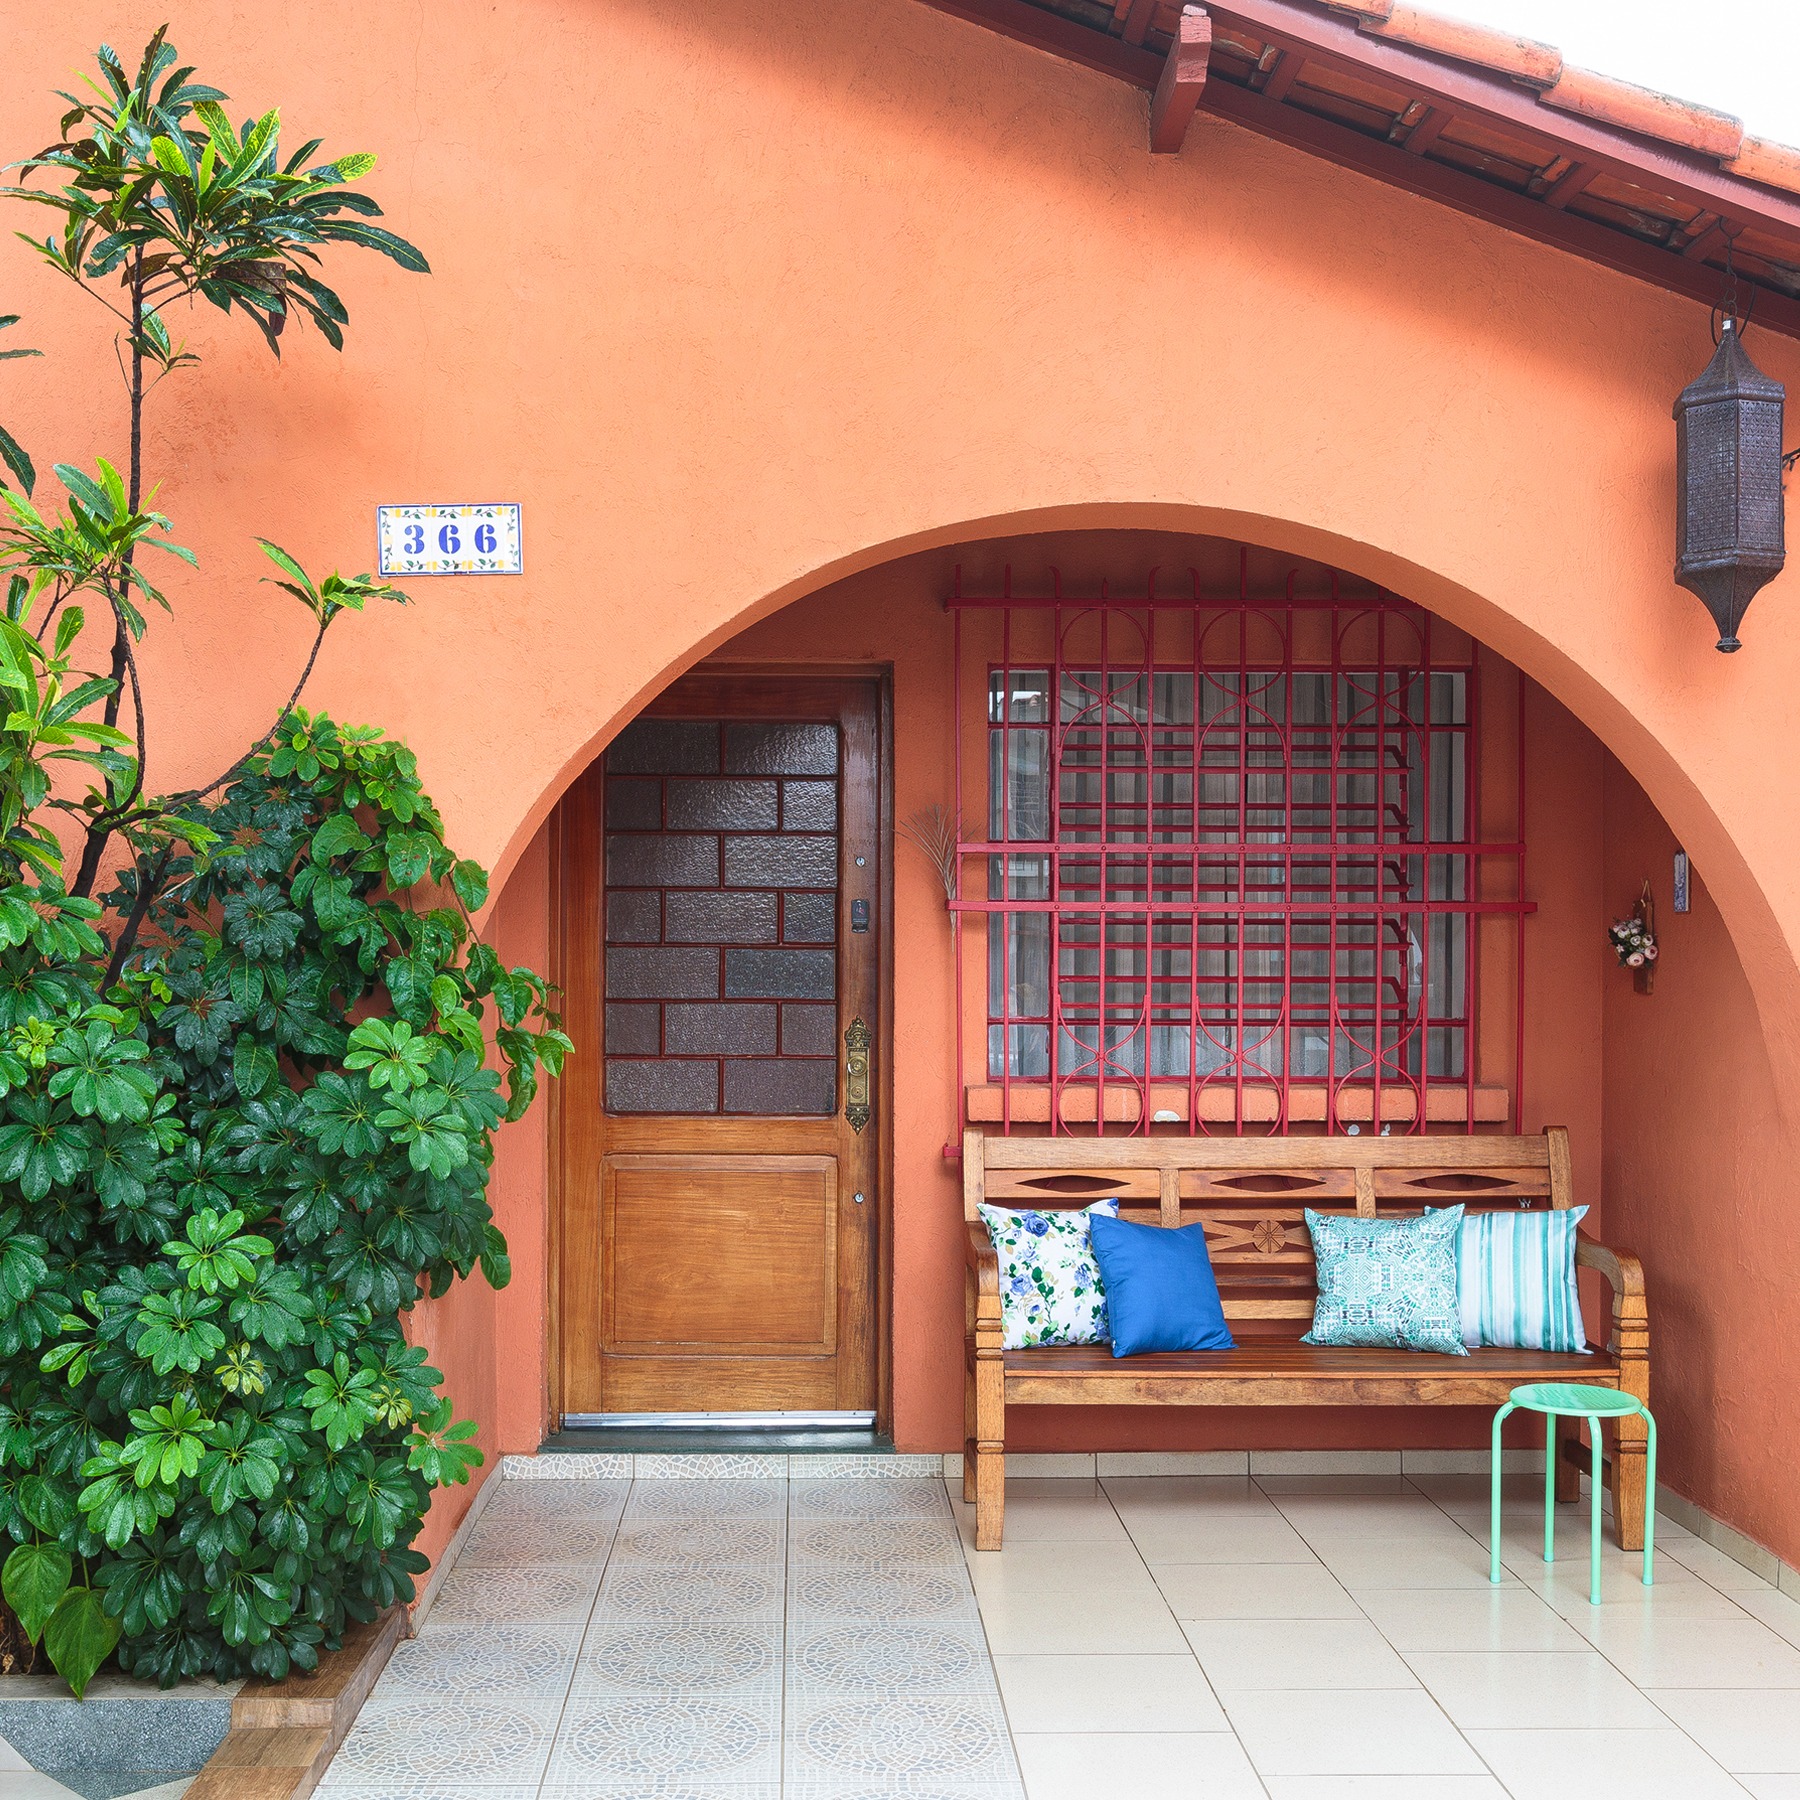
[317,1456,1025,1799]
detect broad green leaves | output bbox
[7,35,428,357]
[2,1540,70,1640]
[43,1586,122,1698]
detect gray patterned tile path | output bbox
[316,1466,1024,1799]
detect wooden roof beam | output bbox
[1205,0,1800,251]
[1151,7,1213,153]
[1199,74,1800,338]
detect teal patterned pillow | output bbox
[978,1199,1119,1350]
[1302,1205,1469,1355]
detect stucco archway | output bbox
[494,501,1800,1122]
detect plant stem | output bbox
[103,842,172,986]
[176,618,329,805]
[73,257,149,899]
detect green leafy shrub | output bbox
[2,716,564,1692]
[0,35,569,1694]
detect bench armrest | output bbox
[965,1222,1001,1344]
[1575,1234,1649,1397]
[1575,1235,1644,1301]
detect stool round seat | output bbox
[1490,1380,1656,1605]
[1505,1382,1644,1418]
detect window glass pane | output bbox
[982,621,1484,1105]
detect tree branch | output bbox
[103,841,172,987]
[175,616,329,806]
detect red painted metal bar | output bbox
[952,570,1527,1136]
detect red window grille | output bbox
[947,561,1533,1135]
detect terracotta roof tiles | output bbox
[1356,6,1562,90]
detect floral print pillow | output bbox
[978,1199,1119,1350]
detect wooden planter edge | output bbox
[182,1605,407,1800]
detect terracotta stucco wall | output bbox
[4,0,1796,1566]
[1601,759,1800,1568]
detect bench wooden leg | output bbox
[1610,1409,1648,1553]
[1553,1415,1582,1504]
[962,1366,978,1504]
[972,1441,1005,1549]
[970,1336,1006,1550]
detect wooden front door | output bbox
[556,673,883,1420]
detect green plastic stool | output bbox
[1490,1382,1656,1605]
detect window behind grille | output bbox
[952,573,1527,1135]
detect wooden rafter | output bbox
[1150,7,1213,154]
[1200,74,1800,337]
[912,0,1800,334]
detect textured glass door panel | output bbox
[603,718,839,1115]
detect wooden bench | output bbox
[963,1126,1649,1551]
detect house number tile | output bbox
[377,502,522,575]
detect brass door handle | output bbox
[844,1017,871,1133]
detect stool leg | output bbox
[1490,1403,1514,1586]
[1543,1416,1557,1566]
[1589,1415,1604,1606]
[1642,1409,1657,1588]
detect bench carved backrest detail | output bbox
[964,1128,1575,1327]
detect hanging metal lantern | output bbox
[1673,319,1786,652]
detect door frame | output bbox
[547,662,895,1436]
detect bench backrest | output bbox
[964,1127,1574,1330]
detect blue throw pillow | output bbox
[1087,1215,1235,1358]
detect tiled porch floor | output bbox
[316,1463,1800,1799]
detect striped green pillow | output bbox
[1451,1206,1590,1353]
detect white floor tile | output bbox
[1014,1730,1266,1799]
[1101,1476,1274,1514]
[1577,1613,1800,1688]
[974,1585,1189,1655]
[1740,1778,1800,1797]
[1644,1688,1800,1772]
[1255,1475,1414,1496]
[1184,1616,1418,1690]
[1222,1688,1486,1776]
[1315,1533,1515,1591]
[1465,1726,1752,1798]
[1129,1513,1321,1565]
[1737,1589,1800,1650]
[1402,1649,1666,1729]
[953,1491,1131,1547]
[1268,1494,1468,1539]
[0,1776,85,1800]
[1153,1560,1360,1620]
[1353,1585,1593,1653]
[964,1540,1157,1598]
[1263,1780,1508,1799]
[992,1653,1230,1731]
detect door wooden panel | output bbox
[604,1155,838,1354]
[556,673,883,1420]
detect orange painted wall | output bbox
[2,0,1795,1564]
[1601,759,1800,1568]
[403,823,552,1568]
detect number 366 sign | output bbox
[377,503,522,576]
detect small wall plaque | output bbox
[1673,850,1690,914]
[378,503,521,576]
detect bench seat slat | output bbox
[1000,1343,1619,1407]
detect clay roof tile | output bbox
[1357,5,1561,89]
[1725,134,1800,200]
[1536,64,1744,162]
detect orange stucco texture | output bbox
[5,0,1798,1574]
